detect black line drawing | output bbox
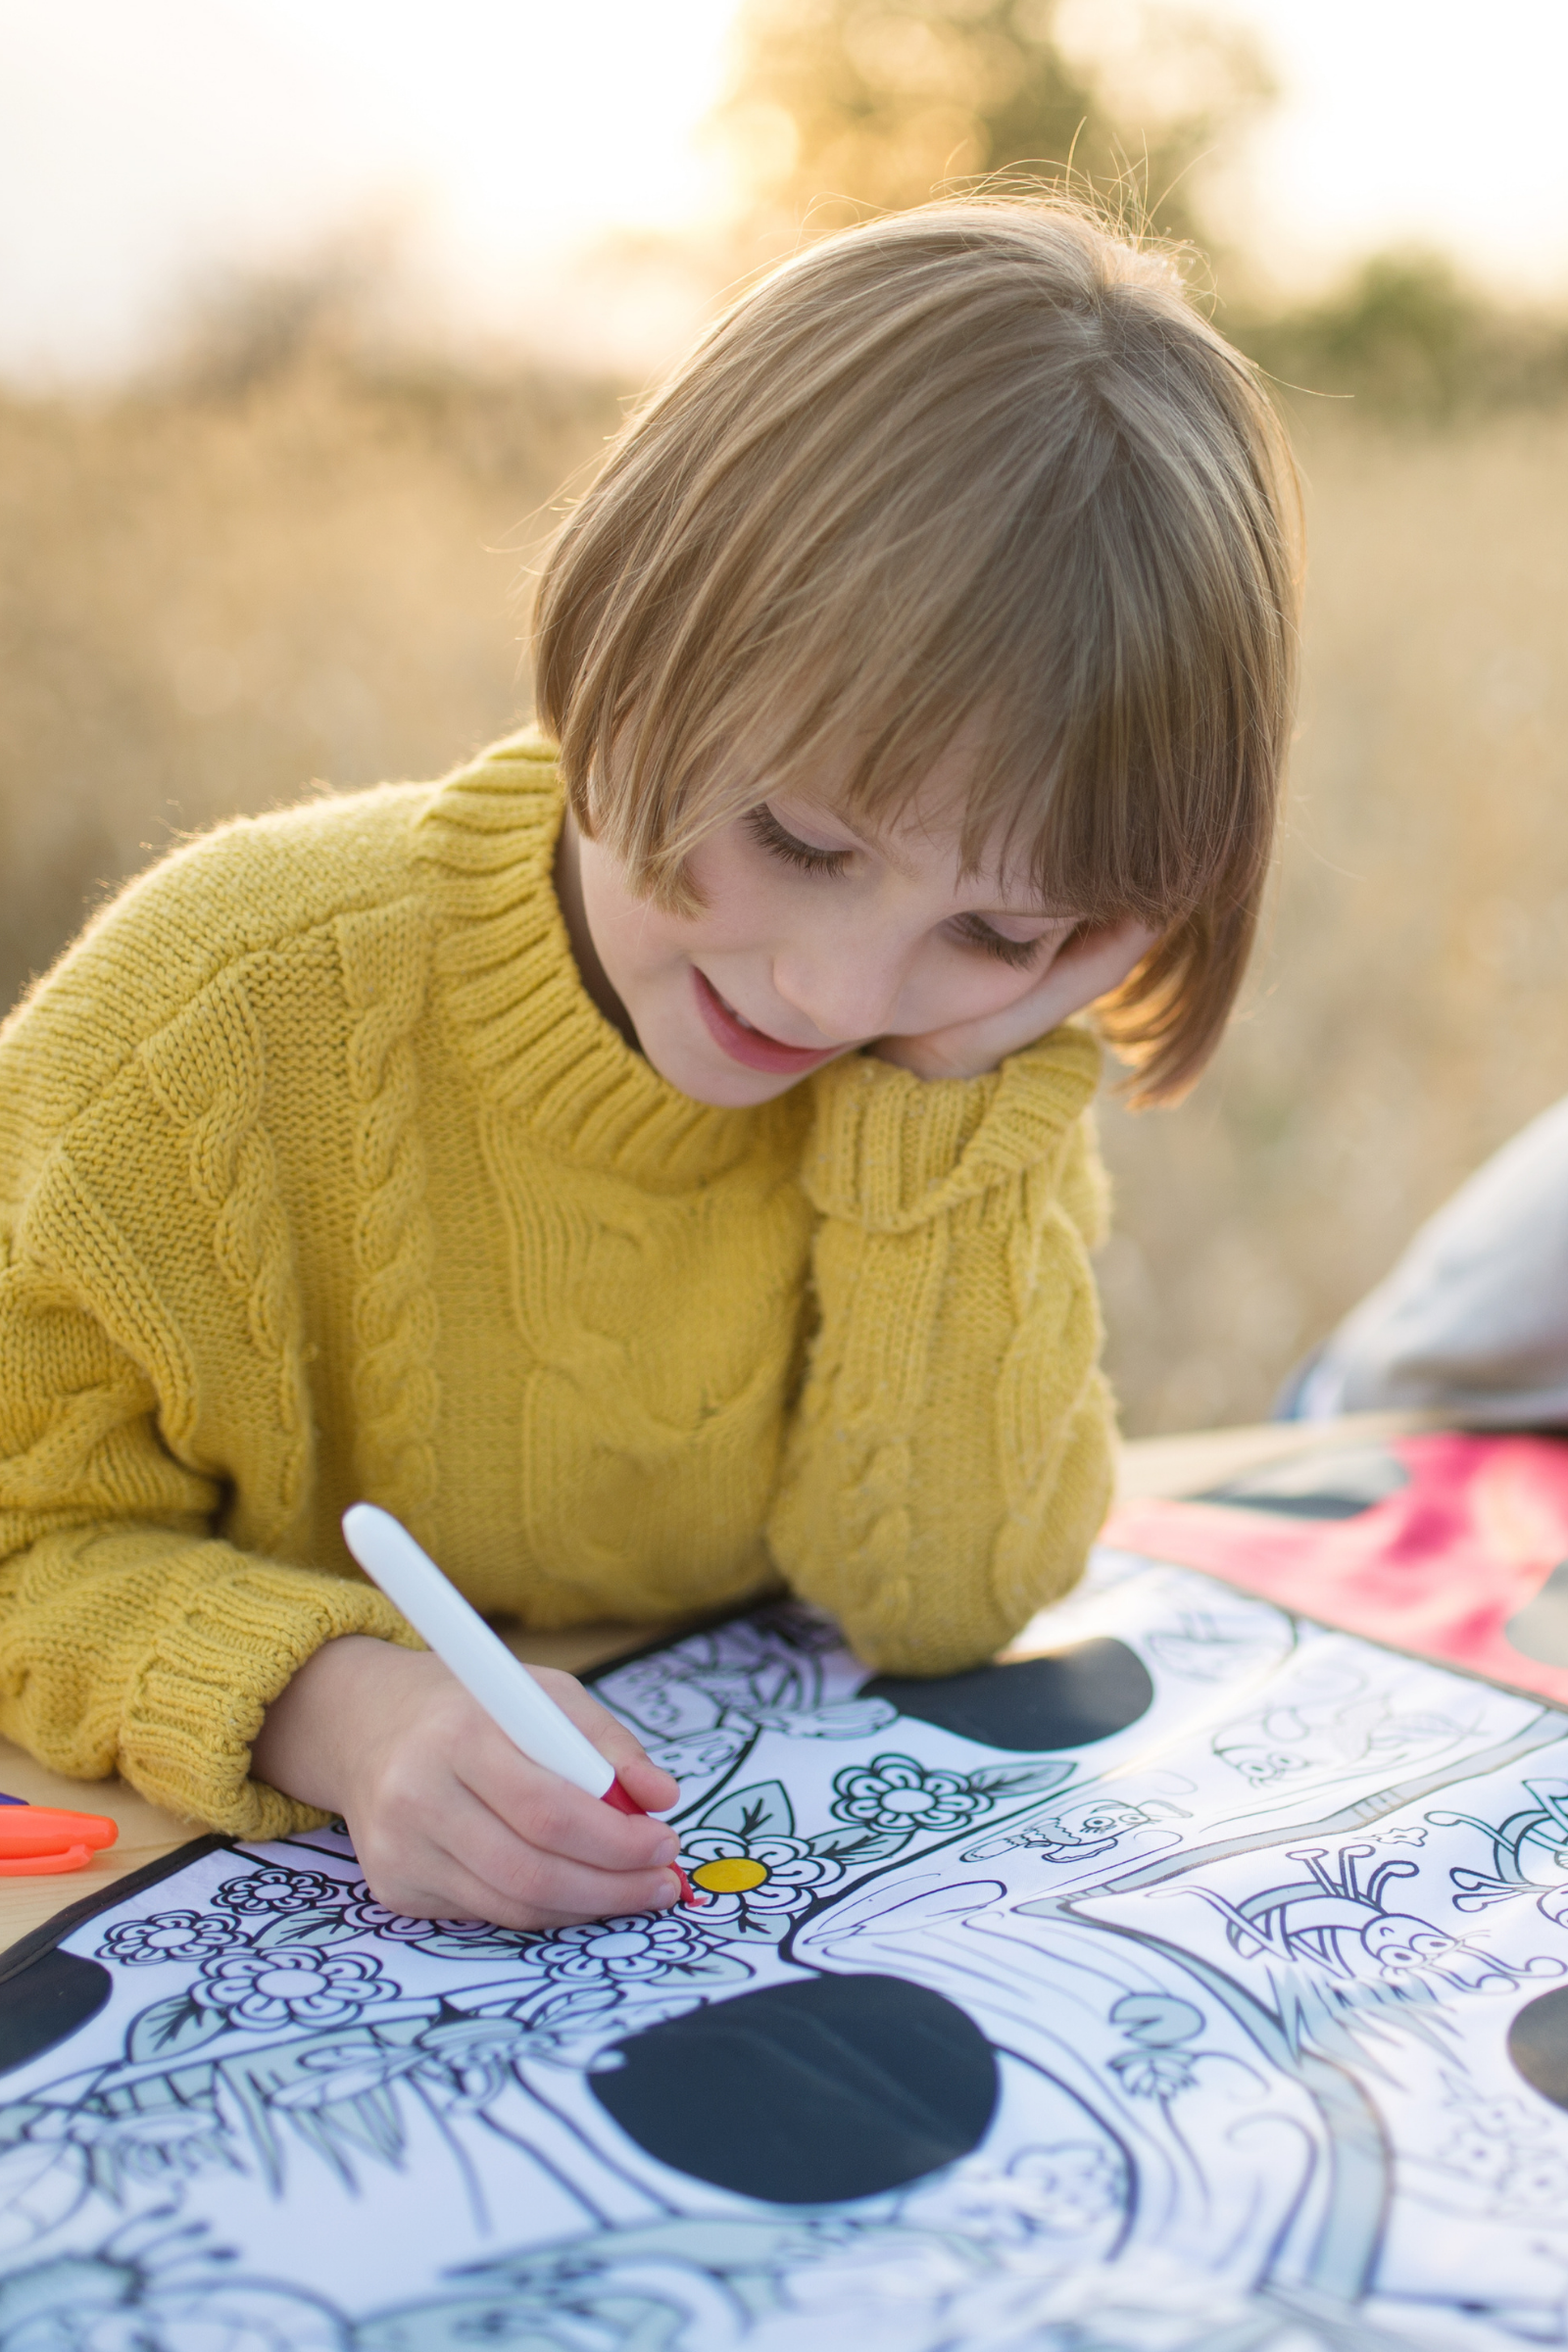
[5,1559,1568,2345]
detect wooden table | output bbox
[0,1411,1422,1951]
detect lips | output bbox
[691,969,842,1076]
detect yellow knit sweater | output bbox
[0,732,1113,1838]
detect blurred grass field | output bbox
[4,349,1566,1434]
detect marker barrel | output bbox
[342,1504,615,1799]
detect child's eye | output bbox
[744,805,852,875]
[950,914,1047,969]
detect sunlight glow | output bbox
[1205,0,1568,297]
[0,0,739,379]
[2,0,1567,383]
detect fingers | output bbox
[530,1667,681,1812]
[1048,914,1161,1014]
[876,913,1164,1079]
[337,1664,691,1932]
[612,1751,684,1813]
[454,1725,676,1873]
[1006,914,1157,1041]
[351,1759,686,1934]
[356,1802,684,1935]
[391,1774,683,1932]
[320,1645,695,1930]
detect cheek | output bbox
[978,960,1048,1012]
[906,952,1043,1029]
[582,831,776,996]
[681,834,780,946]
[581,861,690,986]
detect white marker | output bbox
[341,1503,701,1901]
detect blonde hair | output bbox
[534,196,1301,1103]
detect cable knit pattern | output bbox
[416,740,813,1623]
[768,1035,1112,1671]
[336,902,440,1538]
[139,969,313,1555]
[414,737,760,1179]
[0,729,1116,1827]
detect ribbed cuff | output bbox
[803,1025,1101,1233]
[121,1544,419,1838]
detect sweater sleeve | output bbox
[0,1235,415,1837]
[0,926,431,1839]
[766,1024,1115,1675]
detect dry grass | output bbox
[4,365,1567,1434]
[0,358,617,1008]
[1098,406,1568,1428]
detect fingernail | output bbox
[654,1833,679,1865]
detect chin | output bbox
[637,1026,804,1109]
[661,1057,808,1110]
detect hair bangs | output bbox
[533,193,1300,1103]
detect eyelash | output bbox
[950,916,1046,969]
[744,805,850,875]
[744,804,1050,968]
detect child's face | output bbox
[570,734,1093,1109]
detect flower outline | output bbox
[515,1910,716,1985]
[681,1830,844,1936]
[214,1867,350,1917]
[194,1946,397,2031]
[831,1753,988,1835]
[99,1912,243,1967]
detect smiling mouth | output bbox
[691,970,843,1075]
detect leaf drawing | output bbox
[964,1761,1077,1798]
[11,1543,1568,2343]
[124,1992,229,2066]
[697,1779,796,1839]
[253,1910,359,1952]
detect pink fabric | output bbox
[1105,1432,1568,1705]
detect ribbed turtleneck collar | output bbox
[413,730,801,1188]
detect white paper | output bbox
[5,1547,1568,2349]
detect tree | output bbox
[710,0,1273,249]
[1239,252,1568,422]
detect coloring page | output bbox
[1108,1430,1568,1709]
[7,1546,1568,2349]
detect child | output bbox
[0,199,1298,1933]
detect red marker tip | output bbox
[601,1776,706,1906]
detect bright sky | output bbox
[1206,0,1568,298]
[1,0,1566,383]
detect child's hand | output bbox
[874,914,1160,1082]
[250,1636,684,1930]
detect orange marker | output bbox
[0,1804,118,1876]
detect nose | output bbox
[770,934,909,1045]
